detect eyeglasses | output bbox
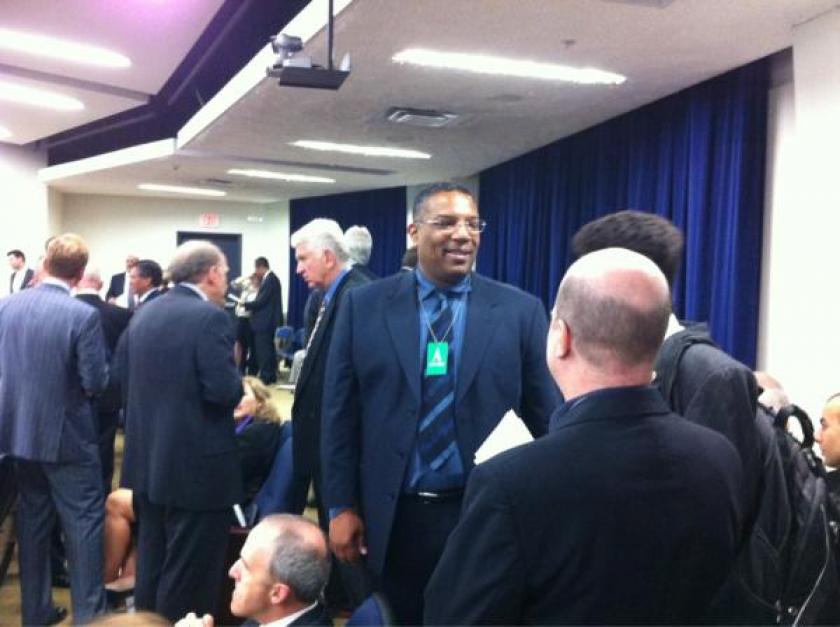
[416,216,487,234]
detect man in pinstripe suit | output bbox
[0,233,109,624]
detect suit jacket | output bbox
[425,386,744,625]
[352,263,378,281]
[106,272,126,300]
[321,271,559,575]
[245,271,284,332]
[0,284,108,463]
[292,267,370,476]
[237,419,282,502]
[8,267,34,293]
[119,285,244,510]
[76,292,131,413]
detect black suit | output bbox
[8,267,34,293]
[244,271,284,384]
[118,284,243,620]
[105,272,126,301]
[75,292,131,492]
[425,386,744,625]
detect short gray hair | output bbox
[290,218,349,262]
[167,240,224,284]
[343,225,372,265]
[262,515,330,604]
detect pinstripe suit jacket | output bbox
[0,282,108,462]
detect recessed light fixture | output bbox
[0,125,11,140]
[228,168,336,183]
[291,140,431,159]
[138,183,226,197]
[0,28,130,68]
[392,48,626,85]
[0,81,84,111]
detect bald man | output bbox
[425,248,744,625]
[818,395,840,493]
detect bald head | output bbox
[258,515,330,604]
[553,248,671,373]
[818,396,840,468]
[77,266,103,291]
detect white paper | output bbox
[474,409,534,465]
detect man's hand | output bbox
[329,509,367,562]
[175,612,214,627]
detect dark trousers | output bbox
[236,317,258,375]
[134,492,231,622]
[97,408,119,493]
[15,456,106,625]
[381,494,462,625]
[253,330,277,384]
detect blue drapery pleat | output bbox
[287,186,407,328]
[476,59,768,366]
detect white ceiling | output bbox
[0,0,224,144]
[37,0,840,203]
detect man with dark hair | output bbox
[129,259,164,308]
[119,240,242,621]
[0,234,108,624]
[323,182,559,623]
[571,210,760,528]
[426,248,743,624]
[7,248,34,294]
[244,257,284,385]
[176,515,333,627]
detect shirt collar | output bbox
[260,601,319,627]
[74,288,100,297]
[178,282,207,301]
[324,266,350,304]
[415,267,472,301]
[41,277,71,293]
[139,286,161,303]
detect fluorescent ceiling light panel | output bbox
[39,139,175,182]
[392,48,626,85]
[291,140,431,159]
[0,81,84,111]
[0,125,11,140]
[228,168,335,183]
[138,183,226,197]
[0,28,130,68]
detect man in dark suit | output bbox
[119,240,243,621]
[130,258,164,308]
[244,256,284,384]
[106,254,139,308]
[176,515,332,627]
[0,234,109,624]
[7,248,34,294]
[75,266,131,493]
[426,248,744,624]
[343,225,378,281]
[322,183,560,624]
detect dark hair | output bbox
[255,256,270,269]
[6,249,24,261]
[412,182,476,221]
[135,259,163,287]
[572,211,684,288]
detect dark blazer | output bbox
[321,271,560,575]
[292,267,370,475]
[352,263,378,281]
[8,267,34,293]
[237,419,282,502]
[119,285,244,509]
[245,270,284,332]
[106,272,126,300]
[425,386,744,625]
[137,287,164,308]
[76,292,131,412]
[0,284,108,462]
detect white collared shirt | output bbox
[179,282,208,301]
[260,602,318,627]
[139,286,162,304]
[10,268,29,293]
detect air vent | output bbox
[386,107,459,128]
[201,177,234,186]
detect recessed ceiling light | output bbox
[228,169,336,183]
[0,81,84,111]
[138,183,226,197]
[291,140,431,159]
[0,125,11,140]
[392,48,626,85]
[0,28,130,68]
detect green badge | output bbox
[425,342,449,376]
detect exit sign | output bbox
[199,213,220,228]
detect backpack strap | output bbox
[775,404,815,449]
[654,325,717,404]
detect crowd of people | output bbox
[1,181,838,625]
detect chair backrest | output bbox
[346,593,394,626]
[251,422,308,519]
[274,325,294,351]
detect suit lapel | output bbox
[457,275,502,404]
[384,273,421,404]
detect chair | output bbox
[250,422,308,520]
[346,593,394,626]
[274,325,294,363]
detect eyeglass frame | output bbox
[414,216,487,234]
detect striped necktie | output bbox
[417,291,458,470]
[305,300,327,353]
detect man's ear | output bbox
[555,318,572,359]
[268,582,292,606]
[407,222,419,246]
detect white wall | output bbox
[0,142,50,291]
[61,193,290,310]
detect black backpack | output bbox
[656,329,840,625]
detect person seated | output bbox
[104,376,284,593]
[175,514,332,627]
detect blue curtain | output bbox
[287,186,407,328]
[477,59,768,367]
